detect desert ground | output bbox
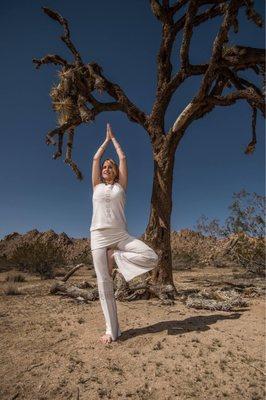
[0,266,265,400]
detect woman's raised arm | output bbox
[107,123,128,190]
[92,137,110,189]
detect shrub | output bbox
[172,249,201,270]
[195,189,265,239]
[194,189,265,275]
[4,284,23,295]
[228,232,265,276]
[70,251,92,266]
[8,240,67,279]
[5,274,26,282]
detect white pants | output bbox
[91,234,158,340]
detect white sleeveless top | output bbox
[90,182,127,232]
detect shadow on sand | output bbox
[118,311,247,341]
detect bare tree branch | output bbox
[53,132,63,159]
[64,128,83,180]
[45,115,82,147]
[195,0,243,101]
[34,8,149,179]
[150,0,233,126]
[169,1,189,17]
[165,0,264,153]
[206,87,265,113]
[222,45,265,73]
[150,0,169,22]
[85,62,147,125]
[42,7,83,64]
[180,0,199,71]
[245,105,257,155]
[33,55,69,69]
[35,2,265,182]
[173,1,228,34]
[244,0,264,27]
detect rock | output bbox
[3,232,20,241]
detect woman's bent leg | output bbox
[113,236,159,282]
[91,247,121,341]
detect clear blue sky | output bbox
[0,1,265,240]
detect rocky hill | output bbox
[0,228,263,274]
[0,229,91,270]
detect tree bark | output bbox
[144,133,176,288]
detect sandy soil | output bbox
[0,266,265,400]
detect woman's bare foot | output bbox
[99,333,113,344]
[107,248,115,276]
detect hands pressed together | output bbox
[97,122,123,157]
[106,122,115,142]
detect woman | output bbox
[90,123,159,345]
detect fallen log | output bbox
[50,281,98,301]
[50,265,176,304]
[60,263,86,282]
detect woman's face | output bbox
[102,161,117,182]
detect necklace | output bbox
[104,181,115,185]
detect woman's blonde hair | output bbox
[100,158,119,183]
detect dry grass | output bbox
[4,283,23,295]
[5,273,26,282]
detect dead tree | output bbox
[33,2,265,299]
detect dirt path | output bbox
[0,267,265,400]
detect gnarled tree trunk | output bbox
[144,133,176,288]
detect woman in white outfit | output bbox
[90,123,159,344]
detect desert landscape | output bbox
[1,1,265,398]
[0,230,265,400]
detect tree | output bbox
[33,1,265,298]
[225,189,265,238]
[195,189,265,238]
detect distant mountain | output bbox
[0,228,252,272]
[0,229,91,270]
